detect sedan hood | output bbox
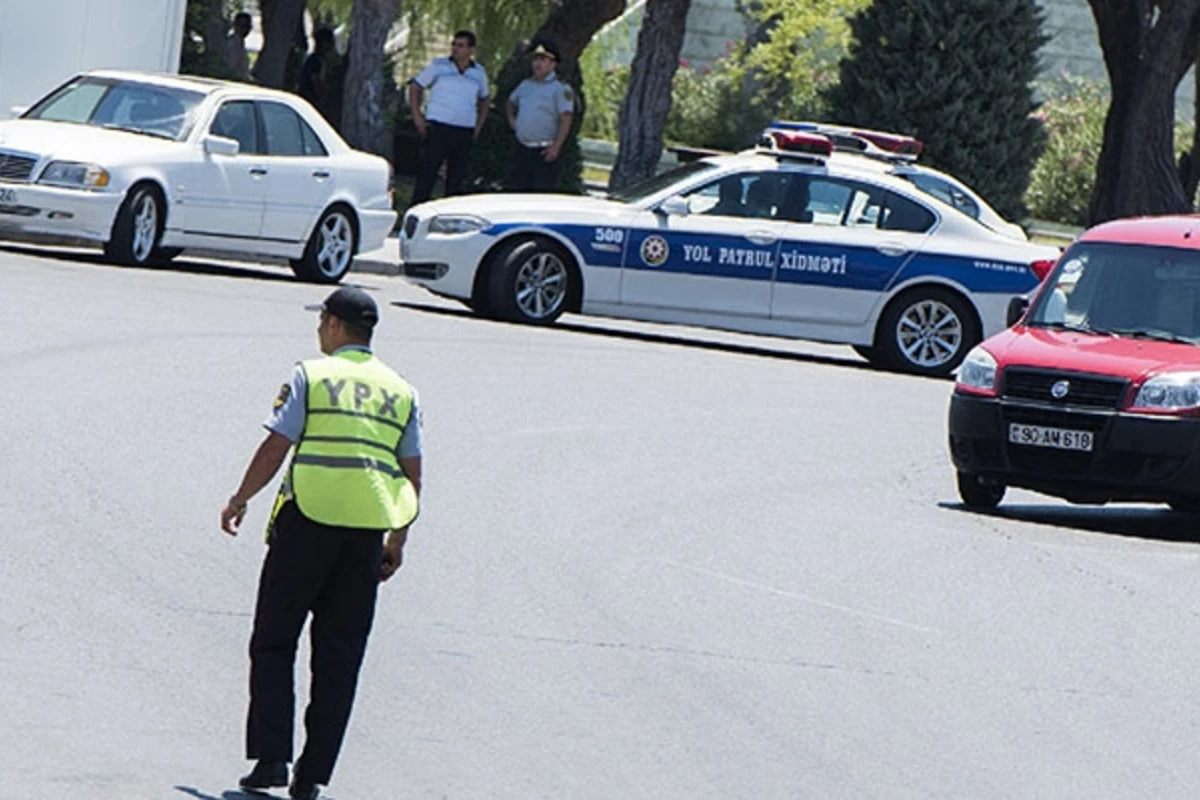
[0,119,180,163]
[987,326,1200,380]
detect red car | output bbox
[948,215,1200,512]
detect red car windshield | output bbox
[1026,241,1200,344]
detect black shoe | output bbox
[239,760,289,793]
[288,779,320,800]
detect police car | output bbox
[399,127,1060,376]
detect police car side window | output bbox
[686,172,791,220]
[903,173,979,219]
[880,192,936,233]
[791,178,881,228]
[210,101,260,155]
[260,102,305,157]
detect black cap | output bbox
[530,39,560,62]
[305,287,379,328]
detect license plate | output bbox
[1008,423,1093,451]
[0,187,15,206]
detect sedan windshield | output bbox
[607,161,720,204]
[1027,242,1200,343]
[24,76,205,141]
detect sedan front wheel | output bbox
[291,206,357,283]
[486,238,572,324]
[105,185,163,266]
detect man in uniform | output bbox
[506,39,574,193]
[220,287,422,800]
[408,30,490,204]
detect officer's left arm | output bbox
[545,85,574,162]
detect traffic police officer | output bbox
[221,286,422,800]
[506,39,574,192]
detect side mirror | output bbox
[658,195,689,217]
[1006,296,1030,327]
[203,134,240,157]
[10,105,27,119]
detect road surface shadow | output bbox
[390,299,948,380]
[0,242,298,284]
[940,501,1200,544]
[174,787,263,800]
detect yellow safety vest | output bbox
[275,349,418,531]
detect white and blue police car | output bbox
[398,127,1060,376]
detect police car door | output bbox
[620,171,793,317]
[771,176,933,327]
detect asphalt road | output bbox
[3,242,1200,799]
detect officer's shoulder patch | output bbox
[562,86,574,102]
[273,383,291,410]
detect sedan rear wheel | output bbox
[291,206,357,283]
[879,288,977,376]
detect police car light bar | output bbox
[759,129,834,159]
[769,120,924,161]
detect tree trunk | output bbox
[523,0,628,65]
[341,0,402,156]
[254,0,308,89]
[1087,0,1200,224]
[608,0,692,191]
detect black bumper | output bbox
[948,392,1200,503]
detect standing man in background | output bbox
[221,287,423,800]
[408,30,490,204]
[298,27,338,124]
[506,39,574,193]
[223,11,254,82]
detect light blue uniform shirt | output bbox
[510,71,574,146]
[264,345,422,459]
[413,57,489,129]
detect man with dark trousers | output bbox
[506,39,574,192]
[221,287,423,800]
[408,30,490,204]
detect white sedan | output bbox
[399,131,1060,376]
[0,70,395,282]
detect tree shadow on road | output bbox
[389,299,955,380]
[0,242,298,284]
[939,501,1200,544]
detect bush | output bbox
[665,59,771,152]
[578,63,630,141]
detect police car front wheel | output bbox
[878,288,978,377]
[486,238,572,325]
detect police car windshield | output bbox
[1026,242,1200,344]
[607,161,720,204]
[24,76,204,141]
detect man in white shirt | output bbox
[408,30,490,204]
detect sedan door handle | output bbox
[745,231,777,246]
[875,243,909,257]
[249,167,268,176]
[312,169,331,179]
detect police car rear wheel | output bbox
[957,471,1005,509]
[105,184,163,266]
[291,206,357,284]
[487,238,571,324]
[879,288,977,377]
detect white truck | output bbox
[0,0,188,115]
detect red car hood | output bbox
[986,327,1200,381]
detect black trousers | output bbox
[245,501,383,786]
[508,144,560,193]
[412,121,475,204]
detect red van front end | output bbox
[947,216,1200,512]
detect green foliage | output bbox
[1024,77,1107,228]
[825,0,1051,221]
[578,52,627,141]
[822,0,1048,221]
[742,0,869,122]
[1025,75,1197,227]
[664,58,768,152]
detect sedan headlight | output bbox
[38,161,110,189]
[428,214,488,234]
[1130,372,1200,412]
[956,346,997,394]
